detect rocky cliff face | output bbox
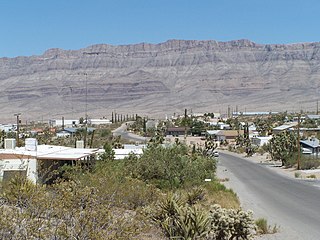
[1,39,320,121]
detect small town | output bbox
[0,107,319,238]
[1,109,320,184]
[2,1,320,239]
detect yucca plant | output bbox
[186,187,206,205]
[154,194,210,239]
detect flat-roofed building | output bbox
[0,139,99,183]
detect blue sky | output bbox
[0,0,319,57]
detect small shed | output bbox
[206,130,223,141]
[166,127,190,137]
[217,130,244,143]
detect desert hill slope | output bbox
[1,39,319,121]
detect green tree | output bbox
[191,120,207,136]
[268,131,298,166]
[254,118,272,136]
[100,142,115,161]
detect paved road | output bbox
[112,122,149,143]
[218,152,320,240]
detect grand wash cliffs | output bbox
[0,39,319,120]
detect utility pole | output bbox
[84,72,88,148]
[297,114,301,170]
[184,108,187,142]
[69,86,73,118]
[14,113,21,147]
[84,72,88,123]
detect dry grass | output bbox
[204,182,240,209]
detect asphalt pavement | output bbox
[218,152,320,240]
[112,122,149,143]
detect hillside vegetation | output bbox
[0,142,259,239]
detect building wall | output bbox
[53,119,79,127]
[0,158,37,183]
[89,119,111,125]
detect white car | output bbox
[213,150,219,157]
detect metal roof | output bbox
[300,138,320,148]
[307,115,320,120]
[273,123,298,131]
[63,127,96,133]
[0,145,99,161]
[206,130,222,135]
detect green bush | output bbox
[294,172,301,178]
[307,174,317,179]
[0,178,142,239]
[286,154,320,169]
[300,158,320,170]
[125,144,216,189]
[186,187,206,205]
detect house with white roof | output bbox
[0,138,99,183]
[272,123,298,134]
[300,138,320,155]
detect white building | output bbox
[50,119,79,127]
[89,119,112,125]
[0,138,99,183]
[0,124,16,133]
[252,136,272,147]
[113,148,143,160]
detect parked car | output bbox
[213,150,219,157]
[207,149,219,157]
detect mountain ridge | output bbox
[0,39,319,122]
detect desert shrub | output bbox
[294,172,301,178]
[0,160,159,240]
[235,146,246,154]
[255,218,279,235]
[300,157,320,170]
[286,154,320,169]
[307,174,317,179]
[153,194,210,239]
[204,181,240,209]
[125,144,216,189]
[1,176,45,208]
[255,218,268,234]
[0,178,141,239]
[186,187,206,205]
[257,146,266,155]
[99,128,111,138]
[69,160,160,210]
